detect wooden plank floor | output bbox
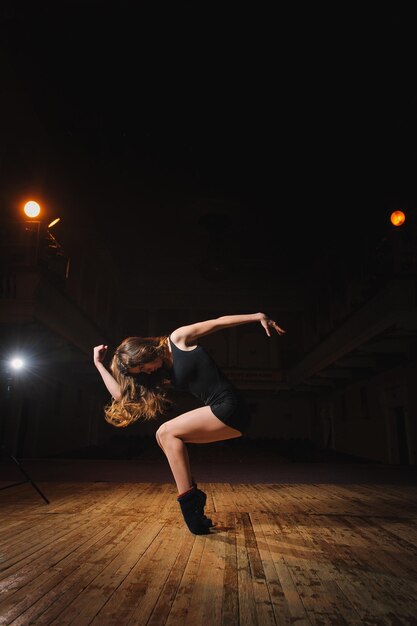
[1,481,417,625]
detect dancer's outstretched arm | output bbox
[173,312,285,343]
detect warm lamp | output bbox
[390,210,406,227]
[24,201,41,218]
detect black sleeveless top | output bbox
[168,335,252,433]
[168,335,236,407]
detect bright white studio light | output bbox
[10,357,25,370]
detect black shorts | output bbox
[210,390,252,435]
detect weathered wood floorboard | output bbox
[1,481,417,625]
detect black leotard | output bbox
[168,335,251,434]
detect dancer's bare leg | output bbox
[156,427,192,489]
[155,406,242,494]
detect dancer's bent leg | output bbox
[155,405,242,494]
[155,428,193,493]
[156,406,242,534]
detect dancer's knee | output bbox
[156,422,170,447]
[155,427,164,450]
[156,422,181,450]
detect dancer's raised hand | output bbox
[259,314,286,337]
[93,344,108,366]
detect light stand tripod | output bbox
[0,365,49,504]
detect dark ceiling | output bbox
[1,3,416,282]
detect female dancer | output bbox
[93,312,285,534]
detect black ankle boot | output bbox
[192,480,213,527]
[177,487,210,535]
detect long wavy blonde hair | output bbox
[104,335,173,427]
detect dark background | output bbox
[2,2,416,278]
[1,2,417,471]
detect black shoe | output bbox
[192,480,213,527]
[177,488,210,535]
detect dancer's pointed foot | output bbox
[191,479,213,527]
[177,487,210,535]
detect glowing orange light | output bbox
[48,218,61,228]
[24,200,41,218]
[390,210,406,227]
